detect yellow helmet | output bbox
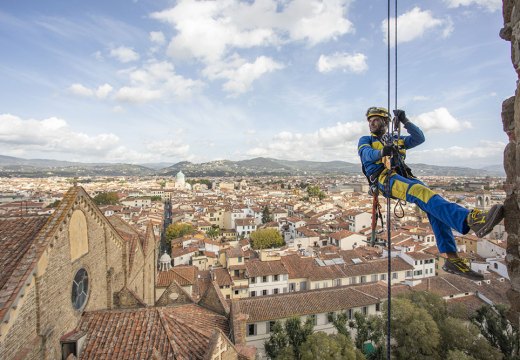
[366,106,390,121]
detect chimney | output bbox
[232,313,249,345]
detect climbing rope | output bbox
[386,1,398,359]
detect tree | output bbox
[439,316,502,360]
[250,228,284,250]
[264,317,314,360]
[300,332,362,360]
[385,298,440,359]
[165,222,194,243]
[447,350,475,360]
[93,192,119,205]
[265,321,288,359]
[306,185,325,200]
[349,312,385,359]
[400,291,448,324]
[150,195,162,201]
[262,205,273,224]
[472,304,519,359]
[400,291,502,360]
[329,312,351,338]
[206,226,220,239]
[284,317,314,360]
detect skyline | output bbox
[0,0,513,168]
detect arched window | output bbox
[69,210,89,261]
[71,268,89,310]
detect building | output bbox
[231,283,387,358]
[0,186,157,359]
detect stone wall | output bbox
[0,188,135,359]
[501,0,520,327]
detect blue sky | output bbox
[0,0,512,167]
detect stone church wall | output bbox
[0,277,40,359]
[0,190,129,359]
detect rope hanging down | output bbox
[385,1,398,359]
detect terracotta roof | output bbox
[329,229,356,240]
[233,283,384,322]
[412,274,478,297]
[0,216,49,321]
[213,268,233,287]
[245,259,288,277]
[78,304,229,359]
[405,252,436,260]
[172,246,199,258]
[226,247,245,258]
[157,266,197,287]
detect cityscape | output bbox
[0,170,513,359]
[1,0,519,359]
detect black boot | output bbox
[442,257,484,280]
[467,204,504,238]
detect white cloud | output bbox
[412,107,472,132]
[411,140,505,165]
[69,83,113,99]
[0,114,119,155]
[281,0,354,45]
[246,120,366,161]
[114,60,203,103]
[109,46,140,63]
[412,95,429,101]
[382,7,452,46]
[203,54,284,95]
[317,52,368,73]
[151,0,354,63]
[444,0,501,12]
[149,31,166,44]
[69,83,93,97]
[115,86,163,103]
[145,139,190,157]
[0,113,193,163]
[95,83,113,99]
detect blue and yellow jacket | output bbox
[357,122,425,177]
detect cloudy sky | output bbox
[0,0,512,167]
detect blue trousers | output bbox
[377,171,470,254]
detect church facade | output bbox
[0,186,157,359]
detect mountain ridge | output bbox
[0,155,505,177]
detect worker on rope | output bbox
[358,107,504,280]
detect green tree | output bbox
[329,312,350,338]
[472,304,519,359]
[447,350,475,360]
[206,226,220,239]
[262,205,273,224]
[165,222,194,243]
[385,298,440,359]
[401,291,503,360]
[400,291,448,324]
[264,317,314,360]
[150,195,162,201]
[93,192,119,205]
[284,317,314,360]
[306,185,325,200]
[265,321,288,359]
[300,332,362,360]
[439,316,502,360]
[349,312,385,359]
[250,228,284,250]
